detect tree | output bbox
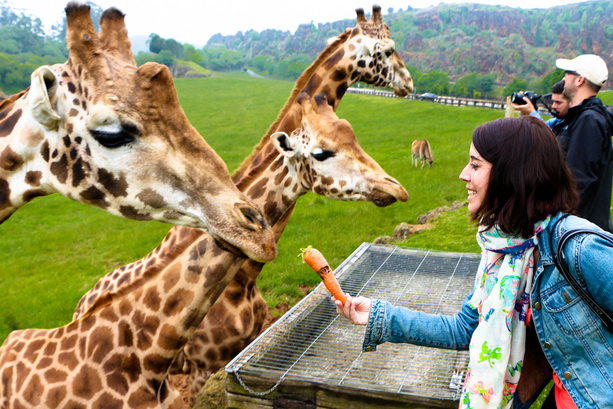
[165,38,184,59]
[503,77,529,96]
[148,33,164,54]
[157,50,174,68]
[539,69,565,94]
[418,70,450,95]
[475,74,496,95]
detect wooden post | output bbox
[505,96,515,118]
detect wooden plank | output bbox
[227,371,458,409]
[226,392,274,409]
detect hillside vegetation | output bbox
[206,1,613,86]
[2,1,612,96]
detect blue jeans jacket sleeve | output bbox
[570,233,613,316]
[362,293,479,352]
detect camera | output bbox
[511,91,540,106]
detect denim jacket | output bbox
[363,213,613,408]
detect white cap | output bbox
[556,54,608,85]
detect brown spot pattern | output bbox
[136,189,167,208]
[0,109,22,138]
[97,168,128,197]
[50,153,69,184]
[119,205,152,221]
[157,323,188,350]
[40,140,50,162]
[72,365,102,399]
[0,146,23,171]
[25,171,42,186]
[46,385,67,407]
[22,373,43,406]
[163,288,194,317]
[246,177,268,200]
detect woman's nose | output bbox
[459,164,470,182]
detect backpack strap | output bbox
[553,227,613,331]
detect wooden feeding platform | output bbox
[225,243,480,408]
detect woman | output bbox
[335,117,613,409]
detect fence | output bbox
[347,88,507,110]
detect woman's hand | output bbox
[333,294,372,325]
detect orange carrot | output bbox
[300,246,347,305]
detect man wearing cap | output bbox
[555,54,613,232]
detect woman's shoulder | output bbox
[550,213,601,234]
[550,213,613,253]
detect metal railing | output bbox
[347,87,507,110]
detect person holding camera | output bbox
[334,117,613,409]
[555,54,613,233]
[512,81,570,130]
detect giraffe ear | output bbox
[29,66,61,131]
[270,132,297,158]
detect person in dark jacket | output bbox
[554,54,613,232]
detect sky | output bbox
[14,0,585,46]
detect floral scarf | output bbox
[459,218,549,409]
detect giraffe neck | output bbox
[86,236,245,385]
[240,152,307,227]
[0,91,54,223]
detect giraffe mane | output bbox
[0,89,28,113]
[231,28,352,182]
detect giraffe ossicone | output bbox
[0,1,276,262]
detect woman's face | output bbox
[459,143,492,215]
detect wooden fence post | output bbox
[505,96,515,118]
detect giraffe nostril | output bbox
[384,177,400,186]
[238,205,267,231]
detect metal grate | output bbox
[226,243,480,405]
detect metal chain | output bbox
[232,370,283,397]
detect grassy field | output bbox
[0,72,505,342]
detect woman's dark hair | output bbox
[472,116,579,238]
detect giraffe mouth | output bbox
[212,236,249,259]
[392,86,411,98]
[368,190,399,207]
[367,179,409,206]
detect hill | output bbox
[206,1,613,85]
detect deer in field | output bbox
[412,139,433,168]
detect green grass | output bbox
[0,73,506,342]
[598,90,613,105]
[176,60,212,76]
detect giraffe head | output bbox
[271,93,408,206]
[21,2,276,262]
[325,5,413,98]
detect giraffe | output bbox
[0,95,407,407]
[0,232,248,408]
[72,5,413,404]
[0,2,276,262]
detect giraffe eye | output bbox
[385,49,394,58]
[311,150,335,162]
[90,129,135,148]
